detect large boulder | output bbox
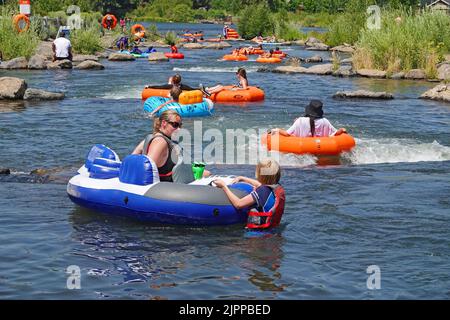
[333,66,355,77]
[292,39,306,46]
[420,84,450,102]
[23,88,65,100]
[305,37,322,46]
[0,77,28,100]
[95,51,110,59]
[390,72,405,80]
[203,42,232,49]
[35,41,54,60]
[302,55,323,63]
[74,60,105,70]
[305,43,330,51]
[27,55,48,70]
[356,69,387,78]
[304,64,333,75]
[437,63,450,81]
[108,53,135,61]
[404,69,426,80]
[182,43,204,49]
[47,59,73,69]
[72,55,99,63]
[341,58,353,64]
[272,66,308,74]
[333,90,394,99]
[148,52,169,62]
[0,57,28,69]
[331,45,355,54]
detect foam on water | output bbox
[173,66,260,73]
[101,86,142,100]
[345,138,450,165]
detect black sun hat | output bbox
[304,99,324,119]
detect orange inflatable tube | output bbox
[248,49,265,55]
[13,14,30,33]
[256,57,282,63]
[141,88,170,101]
[131,24,146,35]
[102,14,117,29]
[183,33,203,37]
[272,53,287,58]
[222,54,248,61]
[262,133,356,156]
[210,86,265,103]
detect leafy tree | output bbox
[238,3,274,39]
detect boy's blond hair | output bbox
[256,159,281,185]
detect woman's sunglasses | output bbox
[167,121,182,129]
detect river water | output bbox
[1,23,450,299]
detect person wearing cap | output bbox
[270,100,347,137]
[52,31,72,62]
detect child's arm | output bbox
[232,176,261,188]
[214,179,255,209]
[150,99,174,116]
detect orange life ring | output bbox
[102,14,117,29]
[222,54,248,61]
[256,57,282,63]
[262,133,356,156]
[142,88,170,101]
[210,86,265,103]
[131,24,146,35]
[13,14,30,33]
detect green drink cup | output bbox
[192,161,206,180]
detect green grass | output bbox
[0,9,40,60]
[71,27,103,54]
[293,12,335,28]
[163,31,178,46]
[324,12,365,47]
[356,9,450,72]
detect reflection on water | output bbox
[0,101,26,113]
[243,233,287,293]
[69,206,288,298]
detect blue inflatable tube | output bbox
[143,96,214,118]
[67,144,253,226]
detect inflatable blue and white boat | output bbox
[67,145,253,225]
[143,96,214,118]
[117,49,156,58]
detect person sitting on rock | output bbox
[116,36,129,51]
[52,30,72,62]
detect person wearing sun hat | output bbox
[269,99,347,137]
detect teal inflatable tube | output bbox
[143,96,214,118]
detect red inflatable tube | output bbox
[164,53,185,59]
